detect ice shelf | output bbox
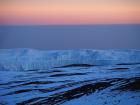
[0,49,140,70]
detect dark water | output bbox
[0,25,140,50]
[0,63,140,105]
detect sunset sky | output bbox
[0,0,140,25]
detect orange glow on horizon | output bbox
[0,0,140,25]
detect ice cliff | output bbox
[0,49,140,70]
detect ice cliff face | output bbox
[0,49,140,70]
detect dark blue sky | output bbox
[0,25,140,50]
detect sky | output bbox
[0,0,140,25]
[0,1,140,50]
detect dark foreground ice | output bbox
[0,49,140,105]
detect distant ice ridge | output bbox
[0,48,140,71]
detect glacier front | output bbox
[0,49,140,71]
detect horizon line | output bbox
[1,23,140,26]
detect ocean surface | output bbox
[0,49,140,105]
[0,25,140,50]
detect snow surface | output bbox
[0,49,140,105]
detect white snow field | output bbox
[0,49,140,105]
